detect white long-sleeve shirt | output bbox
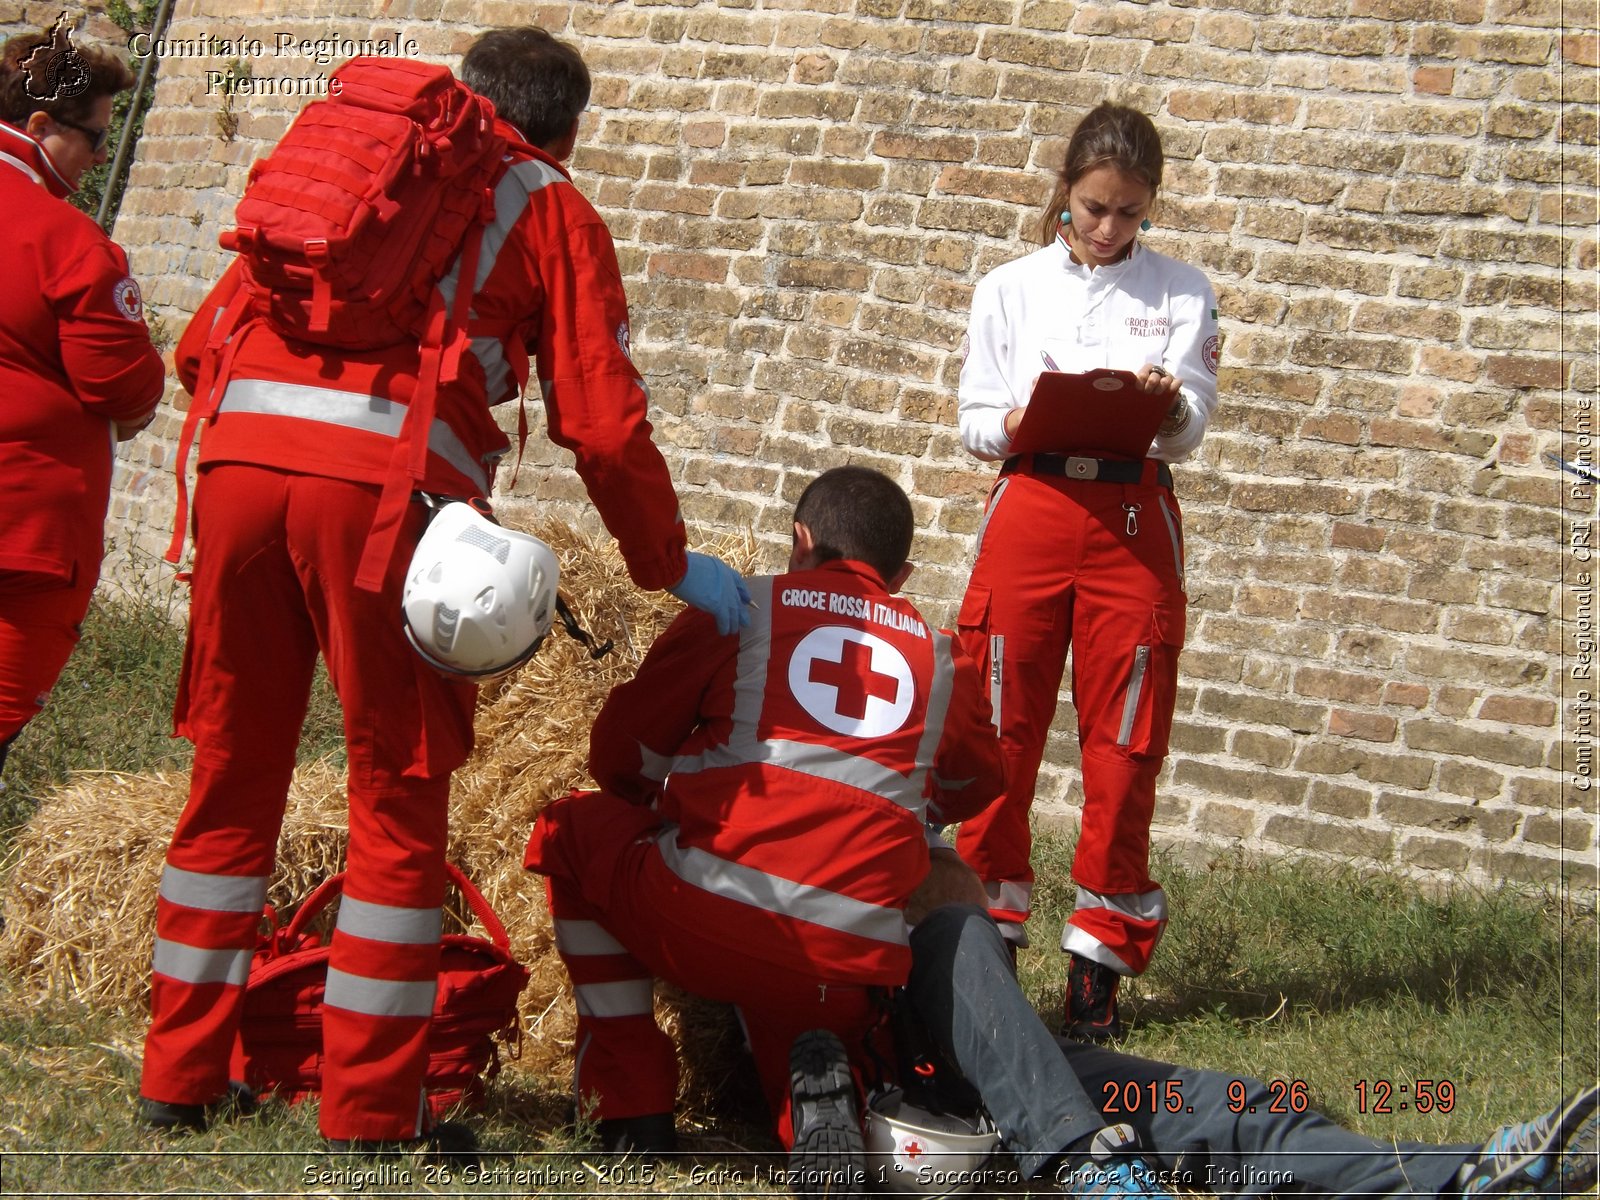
[958,237,1220,463]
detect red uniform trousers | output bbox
[0,571,94,757]
[954,462,1185,976]
[140,464,477,1140]
[526,790,887,1147]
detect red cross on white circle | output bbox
[787,626,914,737]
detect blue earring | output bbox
[1140,218,1152,232]
[1060,212,1072,226]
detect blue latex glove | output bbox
[667,552,752,636]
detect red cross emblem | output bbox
[808,637,900,721]
[787,627,914,737]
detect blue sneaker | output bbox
[1060,1123,1175,1199]
[1457,1085,1599,1198]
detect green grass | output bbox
[1024,835,1598,1147]
[0,586,1594,1194]
[0,583,345,839]
[1,844,1592,1195]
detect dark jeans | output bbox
[906,906,1472,1197]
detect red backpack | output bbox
[219,57,506,348]
[230,862,531,1116]
[167,57,511,588]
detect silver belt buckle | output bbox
[1065,456,1100,480]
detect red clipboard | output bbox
[1009,369,1169,459]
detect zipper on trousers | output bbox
[1156,492,1185,593]
[989,634,1005,731]
[1117,645,1151,747]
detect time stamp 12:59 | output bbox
[1102,1079,1457,1116]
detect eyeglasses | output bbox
[55,117,111,154]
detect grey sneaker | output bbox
[1060,1123,1176,1199]
[1457,1085,1599,1198]
[787,1029,867,1199]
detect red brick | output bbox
[1384,682,1430,708]
[1329,709,1399,742]
[1412,65,1455,94]
[1486,355,1569,388]
[1478,694,1558,726]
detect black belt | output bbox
[1006,454,1172,488]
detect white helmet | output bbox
[864,1088,1000,1197]
[401,502,559,679]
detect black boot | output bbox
[1064,954,1124,1042]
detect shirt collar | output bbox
[0,119,76,198]
[1053,231,1141,280]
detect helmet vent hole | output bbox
[432,605,460,647]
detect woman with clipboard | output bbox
[953,103,1220,1042]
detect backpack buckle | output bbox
[303,238,330,266]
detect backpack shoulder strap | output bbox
[164,285,256,568]
[352,179,496,592]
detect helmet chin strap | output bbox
[554,595,613,660]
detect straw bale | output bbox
[0,519,770,1115]
[0,762,348,1013]
[446,518,762,1099]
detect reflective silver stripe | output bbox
[975,476,1009,555]
[335,896,442,946]
[574,979,654,1019]
[1062,928,1134,973]
[667,576,927,814]
[554,919,627,957]
[438,159,564,398]
[469,335,512,400]
[657,827,909,947]
[218,379,491,491]
[323,968,437,1018]
[913,631,958,802]
[638,743,674,785]
[984,879,1032,916]
[1156,493,1186,593]
[729,574,776,729]
[439,158,564,309]
[158,865,269,914]
[151,938,252,987]
[1071,884,1168,923]
[0,149,44,186]
[989,634,1005,731]
[1063,888,1167,974]
[1117,645,1151,747]
[671,737,926,814]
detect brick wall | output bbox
[9,0,1595,890]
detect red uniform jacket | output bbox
[0,121,164,585]
[174,123,688,590]
[587,559,1006,985]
